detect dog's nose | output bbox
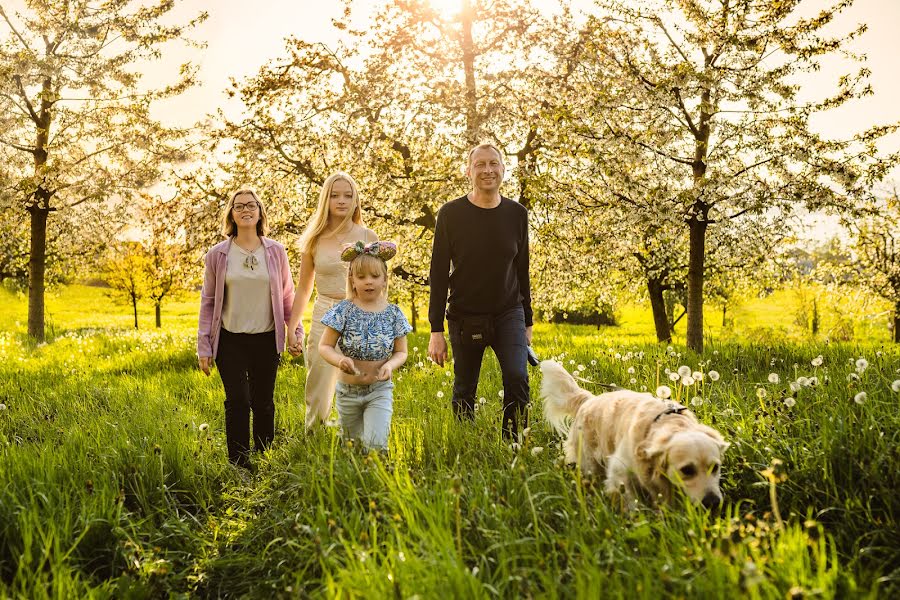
[702,493,721,509]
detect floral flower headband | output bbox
[340,240,397,263]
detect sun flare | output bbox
[427,0,463,18]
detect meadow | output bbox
[0,284,898,598]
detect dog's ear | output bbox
[698,424,730,453]
[637,429,672,466]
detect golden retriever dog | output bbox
[539,360,728,509]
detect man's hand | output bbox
[525,326,533,345]
[199,356,213,376]
[428,332,448,367]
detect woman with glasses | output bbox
[286,172,377,429]
[197,189,298,469]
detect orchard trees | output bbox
[0,0,205,340]
[551,0,898,352]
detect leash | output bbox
[571,373,624,391]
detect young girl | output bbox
[318,241,411,450]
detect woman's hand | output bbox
[287,328,305,357]
[199,357,213,376]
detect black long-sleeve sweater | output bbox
[428,195,533,332]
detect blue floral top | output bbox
[321,300,413,361]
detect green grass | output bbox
[0,284,897,598]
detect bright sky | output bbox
[4,0,899,185]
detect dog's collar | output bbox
[654,402,688,422]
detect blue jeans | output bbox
[448,305,530,439]
[335,380,394,450]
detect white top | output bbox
[222,241,275,334]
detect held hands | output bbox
[287,323,305,357]
[428,332,448,367]
[198,356,213,376]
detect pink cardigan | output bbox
[197,237,296,358]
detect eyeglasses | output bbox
[233,202,259,212]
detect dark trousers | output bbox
[216,329,279,466]
[448,305,530,440]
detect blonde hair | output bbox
[346,254,389,299]
[298,172,364,255]
[221,189,269,237]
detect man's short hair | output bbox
[467,143,504,167]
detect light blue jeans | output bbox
[335,380,394,450]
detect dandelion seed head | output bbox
[854,392,867,405]
[768,373,780,384]
[855,358,868,372]
[756,388,767,399]
[656,385,672,399]
[669,372,679,382]
[797,376,810,387]
[681,376,695,386]
[692,371,703,381]
[811,355,823,367]
[690,396,703,407]
[784,398,796,408]
[627,367,635,374]
[677,365,691,377]
[708,370,720,382]
[789,381,801,392]
[531,446,544,456]
[436,391,444,398]
[199,423,209,432]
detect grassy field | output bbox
[0,284,898,598]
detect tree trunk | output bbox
[410,288,417,333]
[460,0,478,145]
[27,206,50,342]
[26,76,54,342]
[647,278,671,343]
[155,302,162,328]
[722,301,727,327]
[894,303,900,343]
[686,215,708,353]
[132,294,139,329]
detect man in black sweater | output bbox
[428,143,533,440]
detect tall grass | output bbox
[0,285,897,598]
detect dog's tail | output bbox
[539,360,594,436]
